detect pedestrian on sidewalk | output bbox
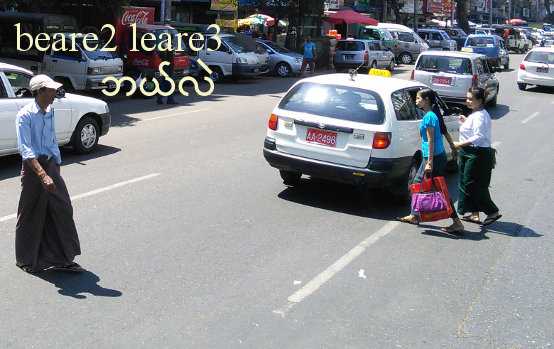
[300,35,316,77]
[453,87,502,227]
[397,88,464,233]
[15,75,83,273]
[157,41,177,105]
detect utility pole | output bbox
[507,0,511,23]
[489,0,493,25]
[414,0,418,32]
[160,0,165,22]
[451,0,455,27]
[165,0,172,22]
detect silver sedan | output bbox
[256,40,306,77]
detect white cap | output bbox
[29,75,63,91]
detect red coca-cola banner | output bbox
[115,7,155,49]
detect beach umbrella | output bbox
[326,10,378,25]
[509,18,527,25]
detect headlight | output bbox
[117,66,122,73]
[87,67,102,75]
[105,104,109,113]
[236,57,247,64]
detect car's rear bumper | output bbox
[334,61,367,70]
[263,137,411,187]
[517,75,554,87]
[232,63,263,76]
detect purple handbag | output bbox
[411,176,447,213]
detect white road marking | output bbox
[142,108,210,122]
[521,111,540,124]
[0,173,161,223]
[492,141,501,148]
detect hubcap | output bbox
[278,65,289,76]
[401,54,411,64]
[81,124,97,149]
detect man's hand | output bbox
[39,173,57,193]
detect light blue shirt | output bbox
[16,101,61,164]
[303,42,316,59]
[419,110,445,158]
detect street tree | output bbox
[0,0,130,17]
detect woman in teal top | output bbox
[397,89,464,233]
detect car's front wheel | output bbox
[72,116,99,154]
[279,170,301,186]
[209,67,224,83]
[399,53,413,65]
[275,62,292,77]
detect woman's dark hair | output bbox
[419,88,447,135]
[468,87,489,104]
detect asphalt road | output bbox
[0,54,552,348]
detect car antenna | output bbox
[348,61,366,81]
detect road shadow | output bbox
[277,177,404,220]
[489,104,510,120]
[522,85,554,94]
[33,269,122,299]
[419,221,541,241]
[0,145,121,180]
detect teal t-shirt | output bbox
[419,111,445,157]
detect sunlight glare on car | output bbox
[304,87,328,104]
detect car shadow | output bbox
[489,103,510,119]
[31,269,122,299]
[522,85,554,94]
[0,144,121,180]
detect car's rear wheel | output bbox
[389,158,419,204]
[72,116,99,154]
[275,62,292,77]
[279,170,301,186]
[518,82,526,90]
[399,52,413,65]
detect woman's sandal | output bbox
[481,214,502,227]
[51,262,84,273]
[440,225,464,234]
[461,215,481,224]
[396,216,419,226]
[17,264,38,273]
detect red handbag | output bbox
[410,175,453,222]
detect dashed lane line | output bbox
[521,112,540,124]
[273,221,399,317]
[0,173,161,223]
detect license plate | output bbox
[306,128,337,147]
[344,55,354,60]
[537,67,549,73]
[432,76,451,85]
[254,68,259,72]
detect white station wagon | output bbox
[517,47,554,90]
[0,62,111,156]
[263,73,460,202]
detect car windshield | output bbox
[223,36,253,53]
[264,41,291,53]
[379,29,394,40]
[525,51,554,64]
[417,56,472,74]
[74,38,119,60]
[440,32,451,40]
[336,41,365,51]
[278,82,385,125]
[467,37,495,47]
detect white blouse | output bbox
[459,109,492,147]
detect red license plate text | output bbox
[306,128,337,147]
[432,76,451,85]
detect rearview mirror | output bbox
[448,106,462,115]
[56,88,66,98]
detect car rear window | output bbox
[417,56,472,74]
[278,82,385,125]
[335,41,365,51]
[466,37,495,47]
[525,51,554,64]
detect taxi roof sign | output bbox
[368,68,391,77]
[461,47,473,53]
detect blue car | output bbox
[463,34,510,70]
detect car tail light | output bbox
[268,114,278,131]
[519,63,526,70]
[472,75,478,87]
[364,51,369,62]
[410,70,414,80]
[373,132,391,149]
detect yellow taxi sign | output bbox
[368,68,391,77]
[461,47,473,53]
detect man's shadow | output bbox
[34,269,122,299]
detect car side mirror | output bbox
[266,49,272,54]
[448,106,462,115]
[56,88,66,98]
[228,48,232,54]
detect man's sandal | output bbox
[51,262,84,273]
[461,215,481,224]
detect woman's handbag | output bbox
[410,175,453,222]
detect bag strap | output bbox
[418,172,438,193]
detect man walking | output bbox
[300,35,317,77]
[157,41,178,105]
[15,75,83,273]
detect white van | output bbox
[378,23,429,64]
[4,33,123,92]
[197,33,264,82]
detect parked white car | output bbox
[0,62,111,156]
[517,47,554,90]
[263,73,460,202]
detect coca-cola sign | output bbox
[121,9,153,26]
[133,58,150,67]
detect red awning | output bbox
[326,10,378,25]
